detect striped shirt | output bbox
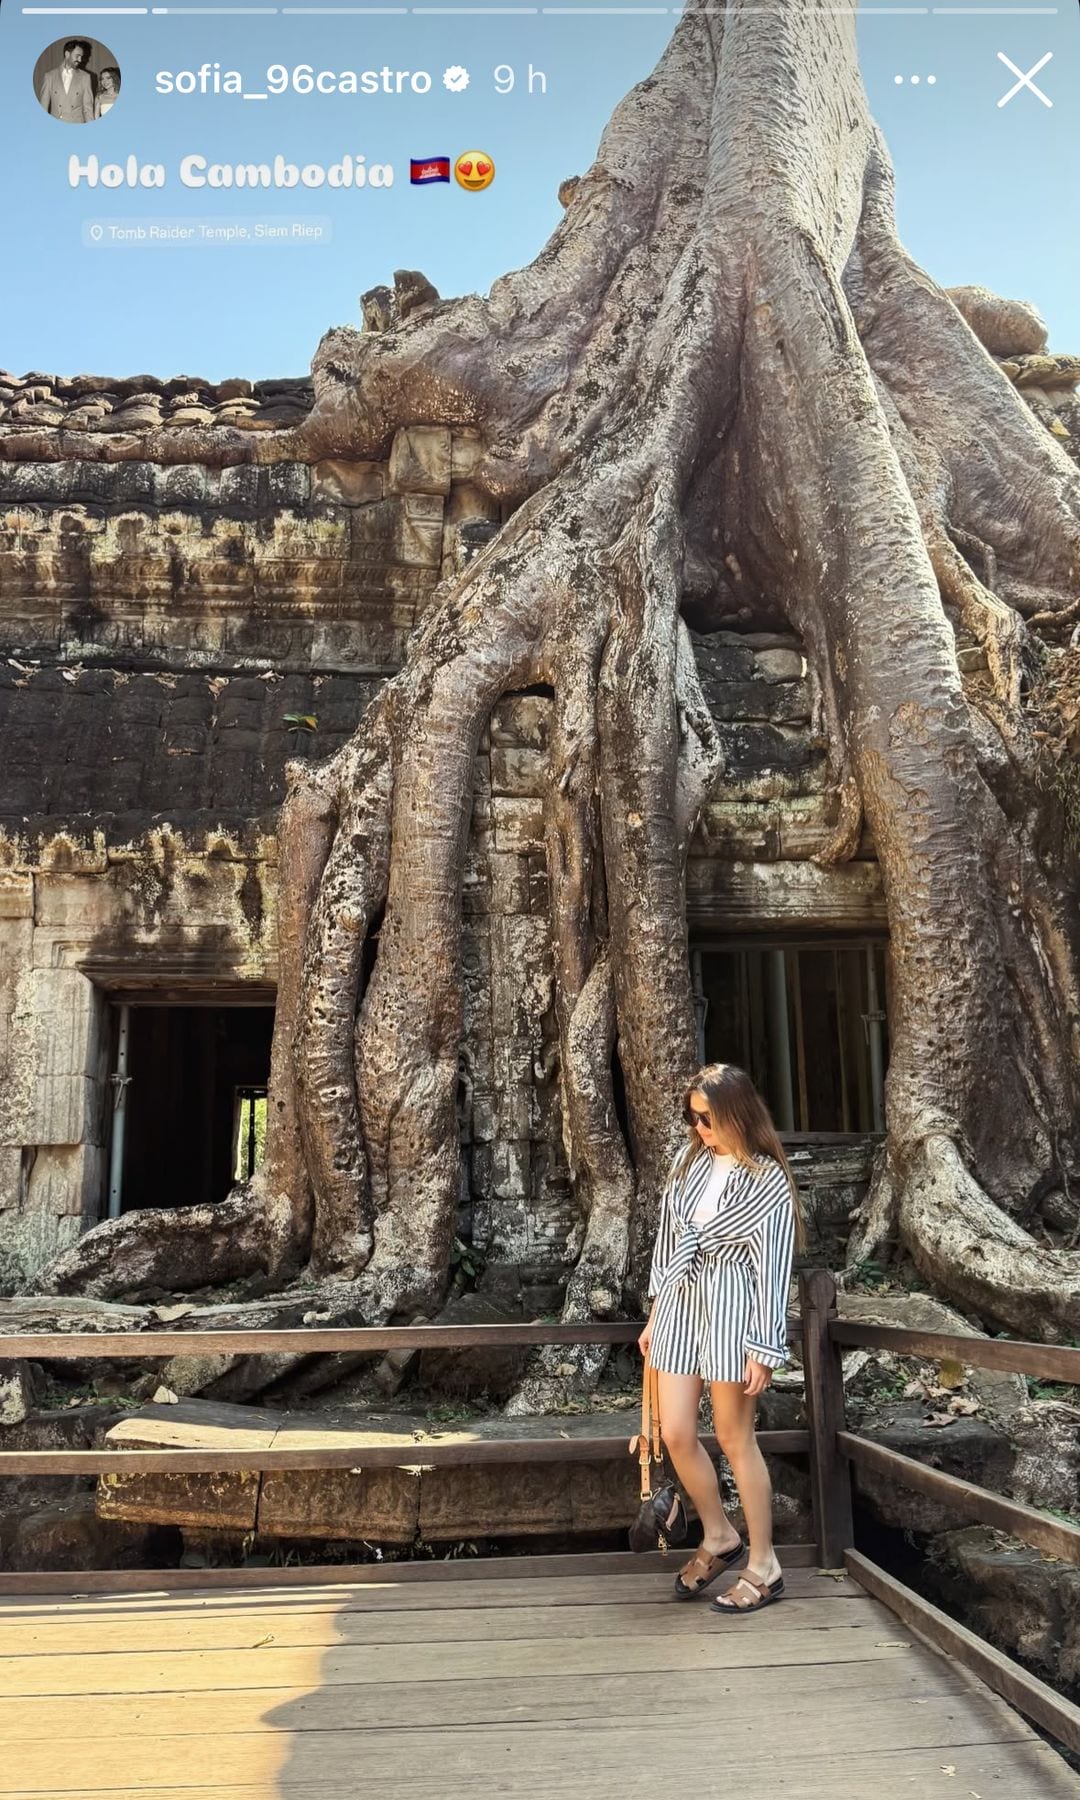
[647,1148,795,1373]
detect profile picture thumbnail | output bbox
[33,37,122,126]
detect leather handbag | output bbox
[628,1353,688,1552]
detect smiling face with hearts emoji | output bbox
[454,150,495,192]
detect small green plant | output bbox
[425,1399,481,1425]
[283,712,318,758]
[1028,1379,1080,1403]
[450,1236,485,1284]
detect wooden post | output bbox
[799,1267,854,1568]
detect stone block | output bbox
[215,465,261,510]
[32,835,108,875]
[451,431,485,481]
[0,877,32,920]
[97,1399,277,1533]
[440,519,501,584]
[26,1144,106,1219]
[29,1075,100,1147]
[312,460,387,507]
[851,1404,1011,1534]
[31,873,112,932]
[258,1467,419,1544]
[714,722,819,787]
[0,1211,81,1293]
[0,1495,165,1573]
[685,856,886,932]
[838,1291,1027,1424]
[754,648,805,682]
[705,680,811,725]
[30,971,102,1080]
[418,1462,575,1538]
[489,696,551,751]
[492,796,545,854]
[445,482,500,525]
[418,1290,528,1401]
[461,849,492,918]
[488,853,532,914]
[396,493,445,567]
[567,1458,641,1531]
[491,1138,530,1204]
[957,645,988,675]
[472,1093,498,1142]
[389,426,452,497]
[690,631,759,683]
[0,1361,37,1425]
[492,916,552,1026]
[527,855,549,915]
[0,1145,24,1209]
[490,748,548,798]
[267,464,312,510]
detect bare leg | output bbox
[656,1370,741,1556]
[709,1380,783,1607]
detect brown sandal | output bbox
[710,1571,785,1615]
[673,1538,746,1600]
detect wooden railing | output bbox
[5,1277,1080,1756]
[0,1315,806,1482]
[819,1298,1080,1755]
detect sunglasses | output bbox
[687,1107,712,1130]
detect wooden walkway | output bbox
[1,1558,1077,1799]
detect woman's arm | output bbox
[744,1189,796,1370]
[639,1173,677,1355]
[646,1169,678,1303]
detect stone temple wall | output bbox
[0,378,897,1290]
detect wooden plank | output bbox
[0,1429,809,1477]
[839,1430,1080,1564]
[0,1323,640,1359]
[0,1568,858,1643]
[0,1593,873,1658]
[0,1543,818,1596]
[799,1269,854,1567]
[3,1743,1077,1800]
[0,1320,799,1359]
[847,1549,1080,1757]
[0,1659,975,1742]
[0,1696,1050,1792]
[830,1320,1080,1384]
[0,1617,922,1697]
[0,1563,854,1619]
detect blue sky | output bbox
[0,2,1077,376]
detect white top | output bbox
[61,66,73,92]
[690,1152,738,1225]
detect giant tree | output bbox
[37,0,1080,1347]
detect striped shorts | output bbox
[649,1254,756,1384]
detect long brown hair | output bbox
[675,1062,806,1248]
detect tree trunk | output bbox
[35,1,1080,1355]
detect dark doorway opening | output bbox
[690,938,889,1135]
[110,1005,275,1212]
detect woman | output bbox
[95,67,121,119]
[639,1062,801,1614]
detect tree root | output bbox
[29,1180,296,1302]
[899,1135,1080,1340]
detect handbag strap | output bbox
[650,1360,663,1464]
[631,1352,663,1502]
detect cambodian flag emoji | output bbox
[410,156,451,185]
